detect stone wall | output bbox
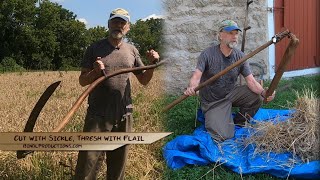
[163,0,269,94]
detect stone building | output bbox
[162,0,320,94]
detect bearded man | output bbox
[184,19,275,142]
[74,8,159,180]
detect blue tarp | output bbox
[163,108,320,179]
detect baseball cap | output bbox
[109,8,130,22]
[219,20,242,32]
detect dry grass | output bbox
[127,70,166,180]
[246,88,320,163]
[0,70,165,179]
[0,71,87,133]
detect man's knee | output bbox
[206,126,234,141]
[218,130,234,140]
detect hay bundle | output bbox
[247,89,319,163]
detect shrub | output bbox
[0,57,25,72]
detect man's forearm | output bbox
[136,69,154,85]
[188,71,201,88]
[79,69,101,86]
[188,78,199,88]
[247,79,264,95]
[245,74,264,95]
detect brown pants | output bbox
[201,85,262,141]
[74,112,133,180]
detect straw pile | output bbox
[247,88,319,163]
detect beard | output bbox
[110,30,124,39]
[226,41,238,49]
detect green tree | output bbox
[31,0,63,69]
[0,0,37,67]
[0,1,164,71]
[0,56,24,72]
[86,26,108,45]
[126,18,164,63]
[55,20,87,70]
[32,0,87,70]
[0,0,88,70]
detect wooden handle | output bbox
[53,60,167,132]
[163,30,290,112]
[264,33,299,103]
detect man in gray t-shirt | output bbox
[74,8,160,180]
[184,20,275,141]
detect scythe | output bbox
[264,33,299,102]
[163,30,292,112]
[17,81,61,159]
[17,60,166,159]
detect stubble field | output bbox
[0,70,165,179]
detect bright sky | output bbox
[50,0,164,28]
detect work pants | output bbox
[202,85,262,141]
[74,112,133,180]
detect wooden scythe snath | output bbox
[264,33,299,102]
[17,60,166,159]
[163,30,292,112]
[53,60,166,132]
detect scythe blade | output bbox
[16,60,167,159]
[17,81,61,159]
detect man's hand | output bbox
[184,69,202,96]
[146,49,160,64]
[92,57,105,74]
[261,89,276,102]
[184,86,197,96]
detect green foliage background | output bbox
[0,0,163,71]
[127,19,164,64]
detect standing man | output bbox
[184,20,275,142]
[74,8,160,180]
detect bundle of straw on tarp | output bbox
[246,89,319,163]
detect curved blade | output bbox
[17,81,61,159]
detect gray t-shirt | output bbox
[81,39,144,122]
[196,44,252,104]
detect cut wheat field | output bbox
[0,70,166,180]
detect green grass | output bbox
[164,95,199,136]
[162,75,320,180]
[1,153,73,180]
[262,75,320,109]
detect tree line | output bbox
[0,0,163,72]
